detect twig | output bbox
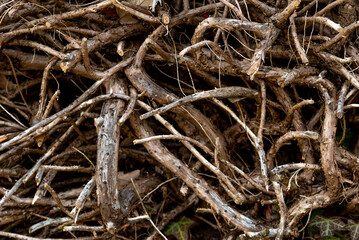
[41,165,94,173]
[245,0,276,16]
[0,168,26,178]
[192,17,269,44]
[8,40,69,60]
[214,137,220,168]
[212,98,269,190]
[130,112,263,231]
[81,38,93,74]
[32,131,96,204]
[56,26,99,36]
[282,99,314,126]
[139,100,246,204]
[141,86,258,120]
[271,163,321,175]
[224,160,275,195]
[0,0,113,47]
[247,25,280,79]
[267,131,319,169]
[318,52,352,64]
[0,104,26,129]
[338,65,359,90]
[337,81,350,118]
[35,168,44,185]
[277,66,319,87]
[118,87,137,126]
[71,93,130,114]
[257,80,266,141]
[0,140,36,164]
[346,44,359,65]
[273,181,286,240]
[30,117,89,204]
[238,228,292,240]
[44,183,73,218]
[34,58,57,125]
[290,12,309,65]
[0,76,114,209]
[0,59,130,151]
[20,0,113,30]
[0,230,97,239]
[212,5,229,64]
[63,225,105,232]
[112,0,160,23]
[219,0,247,21]
[297,0,318,16]
[315,0,346,16]
[0,95,30,120]
[343,104,359,110]
[271,0,301,28]
[134,134,213,156]
[3,51,30,113]
[42,90,60,120]
[0,80,102,151]
[316,21,359,51]
[130,179,168,240]
[0,120,24,130]
[135,133,244,203]
[145,38,172,61]
[72,177,96,223]
[296,16,344,33]
[180,40,235,66]
[66,118,89,144]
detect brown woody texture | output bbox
[0,0,358,239]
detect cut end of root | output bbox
[106,221,116,235]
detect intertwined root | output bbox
[0,0,358,239]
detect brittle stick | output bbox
[273,181,286,240]
[141,86,258,120]
[71,177,96,223]
[130,112,263,232]
[212,98,269,190]
[44,183,73,218]
[112,0,160,23]
[337,81,350,119]
[224,160,275,195]
[34,58,57,125]
[0,62,129,208]
[41,165,94,173]
[81,38,93,74]
[180,40,235,65]
[8,40,69,60]
[271,163,321,175]
[118,87,137,126]
[290,12,309,65]
[283,99,314,126]
[257,80,266,141]
[134,134,213,156]
[42,90,60,120]
[0,59,130,151]
[219,0,247,21]
[137,100,245,203]
[267,131,319,169]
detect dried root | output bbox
[0,0,359,239]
